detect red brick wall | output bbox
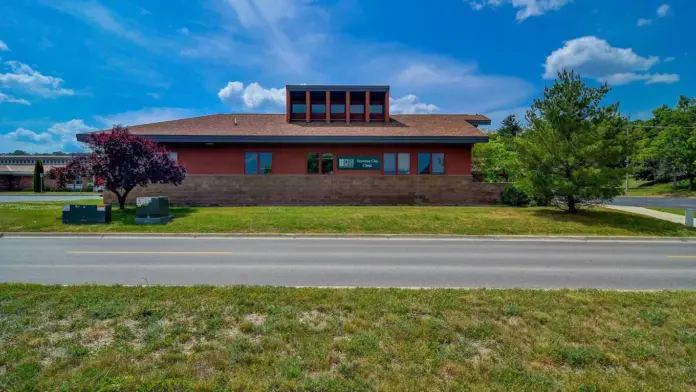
[0,176,33,191]
[0,176,11,191]
[0,175,65,191]
[165,144,473,176]
[17,176,33,190]
[104,175,509,206]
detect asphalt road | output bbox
[610,196,696,209]
[0,195,102,202]
[1,237,695,289]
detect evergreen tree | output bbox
[32,160,44,193]
[517,70,628,212]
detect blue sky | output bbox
[0,0,692,152]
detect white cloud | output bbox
[192,0,535,116]
[543,36,678,86]
[544,37,658,79]
[218,81,244,100]
[95,107,201,127]
[6,128,53,143]
[40,0,146,45]
[48,119,96,136]
[368,56,534,113]
[390,95,440,114]
[0,61,75,98]
[2,120,96,152]
[179,27,190,35]
[646,73,680,84]
[597,72,679,86]
[598,73,651,86]
[467,0,572,21]
[146,92,162,99]
[218,81,285,109]
[637,18,652,27]
[0,92,30,105]
[217,0,323,74]
[394,64,476,87]
[0,40,8,51]
[664,56,676,62]
[49,119,97,150]
[657,4,670,17]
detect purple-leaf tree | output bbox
[47,166,73,190]
[72,125,186,210]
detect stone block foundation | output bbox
[103,175,510,206]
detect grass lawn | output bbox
[647,207,688,216]
[626,178,696,197]
[0,191,99,196]
[1,285,695,391]
[0,201,695,236]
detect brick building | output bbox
[80,84,507,205]
[0,155,75,191]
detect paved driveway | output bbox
[609,196,696,209]
[0,195,102,202]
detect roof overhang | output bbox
[467,119,492,127]
[286,85,390,93]
[117,135,489,144]
[0,172,32,176]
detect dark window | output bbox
[331,104,345,114]
[398,153,410,175]
[322,153,334,174]
[350,104,364,114]
[433,153,444,174]
[307,153,319,174]
[369,105,384,114]
[384,153,396,175]
[260,152,272,174]
[418,153,431,174]
[311,104,326,114]
[292,104,306,114]
[245,152,258,174]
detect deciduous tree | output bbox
[69,125,186,210]
[47,167,73,190]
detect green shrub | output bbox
[501,186,530,207]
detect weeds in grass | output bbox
[0,285,694,391]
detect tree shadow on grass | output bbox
[111,206,198,226]
[531,208,695,236]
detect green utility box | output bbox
[62,204,112,224]
[135,196,173,225]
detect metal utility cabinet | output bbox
[62,204,112,224]
[135,196,173,224]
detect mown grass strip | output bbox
[1,285,695,391]
[1,202,695,237]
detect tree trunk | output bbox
[115,193,126,211]
[115,187,134,211]
[689,174,694,191]
[567,195,578,213]
[673,170,678,193]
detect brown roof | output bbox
[115,114,489,138]
[0,165,64,175]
